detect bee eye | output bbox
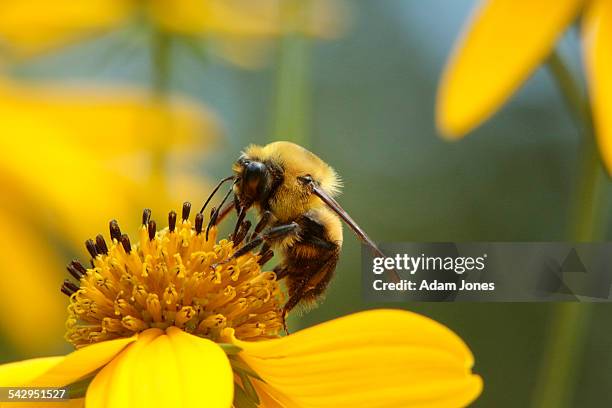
[298,175,313,185]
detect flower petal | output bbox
[0,335,135,390]
[0,0,131,56]
[437,0,584,137]
[0,357,64,387]
[0,398,84,408]
[86,327,233,408]
[0,79,218,250]
[165,327,234,408]
[231,309,482,408]
[28,336,137,388]
[87,328,162,408]
[582,0,612,174]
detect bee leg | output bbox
[281,277,310,334]
[274,265,288,280]
[249,211,272,241]
[231,206,247,241]
[232,222,298,259]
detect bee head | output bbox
[234,142,342,220]
[233,156,275,208]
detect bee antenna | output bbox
[205,181,237,240]
[199,175,235,214]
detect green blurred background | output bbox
[1,1,610,407]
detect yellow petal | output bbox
[0,398,84,408]
[582,0,612,174]
[437,0,584,138]
[87,328,162,408]
[0,0,131,56]
[148,0,347,39]
[86,327,233,408]
[0,79,217,248]
[29,336,137,387]
[0,357,63,387]
[0,209,66,353]
[148,0,278,36]
[0,335,135,389]
[231,309,482,408]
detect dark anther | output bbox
[66,261,84,280]
[168,211,177,232]
[233,220,252,246]
[61,279,79,296]
[85,239,98,258]
[182,202,192,221]
[120,234,132,253]
[70,260,87,275]
[95,234,108,255]
[258,249,274,266]
[142,208,152,225]
[109,220,122,242]
[195,213,204,234]
[148,220,157,241]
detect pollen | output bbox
[63,202,283,347]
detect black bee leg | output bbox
[231,206,247,241]
[205,200,235,240]
[249,211,272,242]
[274,265,289,280]
[281,277,310,334]
[232,220,252,246]
[232,222,298,259]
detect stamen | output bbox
[142,208,152,225]
[195,213,203,234]
[182,201,191,221]
[66,263,84,281]
[109,220,122,242]
[148,220,157,241]
[120,234,132,253]
[62,279,79,295]
[85,239,98,258]
[64,204,284,347]
[95,235,108,255]
[168,211,177,232]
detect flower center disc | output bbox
[65,204,284,347]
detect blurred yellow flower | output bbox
[0,0,347,67]
[437,0,612,174]
[0,79,217,354]
[0,206,482,408]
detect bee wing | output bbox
[311,185,400,281]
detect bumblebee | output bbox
[202,141,388,327]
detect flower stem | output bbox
[531,50,606,408]
[152,30,171,97]
[272,2,311,146]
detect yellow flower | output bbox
[437,0,612,173]
[0,204,482,407]
[0,0,347,67]
[0,78,217,353]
